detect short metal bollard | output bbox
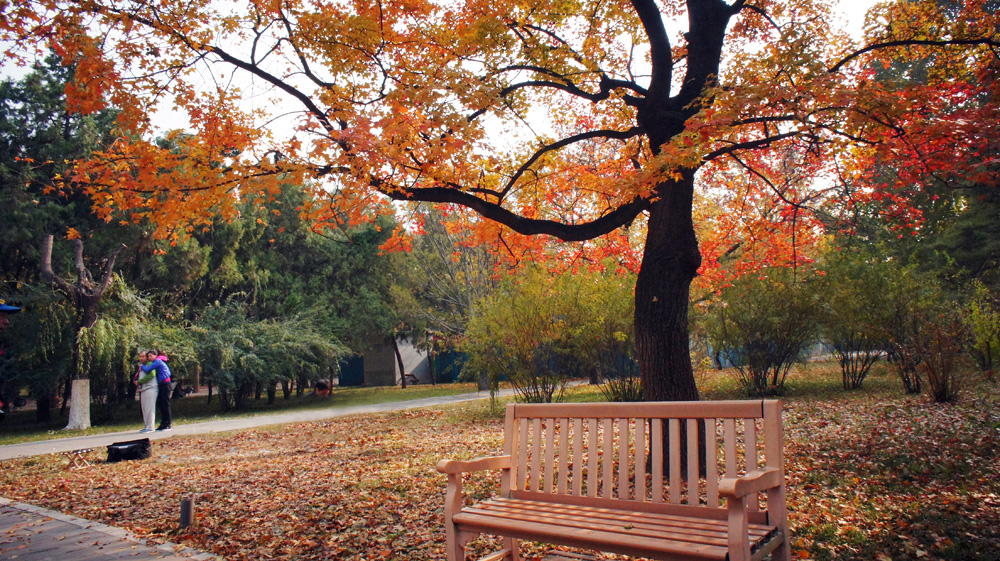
[180,498,196,528]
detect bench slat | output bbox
[602,418,614,499]
[669,419,681,504]
[572,418,584,496]
[652,418,664,503]
[455,510,729,561]
[587,418,598,498]
[618,418,629,500]
[510,490,771,525]
[514,419,531,490]
[687,418,699,505]
[532,418,542,492]
[706,418,718,507]
[544,418,556,494]
[635,418,647,502]
[558,418,570,495]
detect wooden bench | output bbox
[437,400,790,561]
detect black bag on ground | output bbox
[106,438,151,462]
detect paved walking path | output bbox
[0,387,519,560]
[0,388,515,461]
[0,498,215,560]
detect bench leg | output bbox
[502,537,520,561]
[727,497,751,561]
[445,530,465,561]
[768,487,791,561]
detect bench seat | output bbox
[454,497,780,561]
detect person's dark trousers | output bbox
[156,381,172,429]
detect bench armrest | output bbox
[437,455,511,475]
[718,468,783,499]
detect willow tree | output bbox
[3,0,998,402]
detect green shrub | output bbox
[704,268,819,397]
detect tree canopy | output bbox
[2,0,997,400]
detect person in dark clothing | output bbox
[139,349,172,431]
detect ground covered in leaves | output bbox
[0,370,998,561]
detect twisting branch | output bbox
[40,236,126,300]
[829,38,1000,72]
[40,235,73,297]
[702,131,801,162]
[502,127,644,199]
[630,0,672,94]
[377,182,651,242]
[734,1,781,32]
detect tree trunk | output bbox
[35,395,52,424]
[63,379,91,430]
[391,337,408,388]
[63,306,100,429]
[60,377,72,417]
[634,176,702,403]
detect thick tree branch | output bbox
[830,38,1000,72]
[734,2,781,32]
[40,235,74,297]
[208,45,339,136]
[72,239,89,287]
[96,244,127,295]
[503,127,644,198]
[381,184,650,242]
[677,0,732,105]
[702,130,801,162]
[630,0,672,94]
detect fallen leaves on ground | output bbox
[785,391,1000,560]
[0,377,997,561]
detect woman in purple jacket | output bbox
[139,350,172,431]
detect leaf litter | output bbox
[0,387,997,560]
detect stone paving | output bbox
[0,498,215,561]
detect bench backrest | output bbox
[501,400,783,520]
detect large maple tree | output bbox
[2,0,997,401]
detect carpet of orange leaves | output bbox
[0,380,997,561]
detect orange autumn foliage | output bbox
[3,0,998,397]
